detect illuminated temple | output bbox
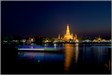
[58,24,78,41]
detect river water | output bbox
[2,43,111,74]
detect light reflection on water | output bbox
[17,43,111,73]
[18,52,64,63]
[64,44,74,72]
[74,43,79,63]
[92,46,110,64]
[64,44,79,72]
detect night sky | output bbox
[1,1,111,38]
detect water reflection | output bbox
[64,44,74,72]
[64,43,79,72]
[74,43,79,63]
[17,43,111,73]
[17,52,64,63]
[17,52,44,63]
[92,46,109,64]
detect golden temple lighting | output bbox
[58,24,78,41]
[64,24,73,40]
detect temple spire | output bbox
[66,24,70,35]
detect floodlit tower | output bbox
[66,24,70,35]
[64,24,73,40]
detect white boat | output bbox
[17,45,63,51]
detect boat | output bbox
[16,45,64,52]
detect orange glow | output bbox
[64,44,79,72]
[57,24,78,41]
[64,24,73,40]
[64,44,74,72]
